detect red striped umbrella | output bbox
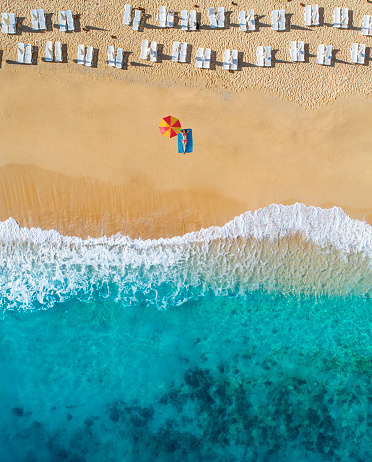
[159,116,181,138]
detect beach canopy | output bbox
[159,116,181,138]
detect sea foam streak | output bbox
[0,203,371,312]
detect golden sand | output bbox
[0,67,371,239]
[0,0,371,238]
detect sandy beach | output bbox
[0,0,371,238]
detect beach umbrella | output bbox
[159,116,181,138]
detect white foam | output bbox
[0,203,371,311]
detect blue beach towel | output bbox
[178,129,193,154]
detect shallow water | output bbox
[1,293,372,462]
[1,205,372,461]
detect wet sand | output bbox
[0,68,371,239]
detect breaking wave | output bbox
[0,203,371,312]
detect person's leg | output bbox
[183,139,187,154]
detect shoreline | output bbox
[0,69,371,239]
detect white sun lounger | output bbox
[172,41,180,62]
[217,7,225,28]
[123,4,132,25]
[31,9,39,30]
[2,13,9,34]
[77,44,85,64]
[257,46,264,66]
[180,42,187,63]
[208,8,217,28]
[231,50,238,70]
[116,48,123,68]
[361,15,371,36]
[290,41,297,61]
[350,43,358,63]
[324,45,332,65]
[189,10,197,30]
[196,47,204,68]
[55,41,62,62]
[333,7,341,27]
[85,46,93,67]
[181,10,188,30]
[140,39,149,60]
[9,13,16,34]
[297,41,305,62]
[45,41,53,61]
[272,10,279,31]
[247,9,255,31]
[132,9,141,31]
[203,48,211,69]
[304,5,311,26]
[279,9,285,30]
[312,4,319,25]
[17,43,25,63]
[25,44,32,64]
[223,49,230,70]
[108,45,115,66]
[317,44,325,64]
[340,8,348,28]
[158,6,166,27]
[239,11,246,31]
[59,11,67,32]
[167,10,174,27]
[66,10,74,31]
[150,42,157,62]
[357,44,366,64]
[230,50,239,71]
[38,9,46,30]
[264,46,271,67]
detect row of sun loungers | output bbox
[2,6,372,35]
[121,4,367,32]
[2,10,75,33]
[15,41,367,67]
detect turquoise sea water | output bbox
[1,205,372,461]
